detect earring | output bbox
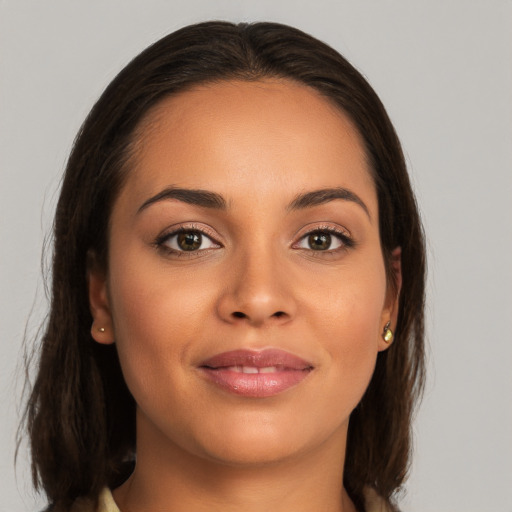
[98,327,105,333]
[382,321,393,344]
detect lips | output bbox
[199,349,313,398]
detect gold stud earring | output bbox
[382,321,393,344]
[98,327,105,333]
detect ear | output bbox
[378,247,402,352]
[87,251,115,345]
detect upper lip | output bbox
[200,349,313,370]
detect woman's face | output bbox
[89,79,398,467]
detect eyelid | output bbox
[292,223,355,252]
[153,221,354,257]
[155,223,223,254]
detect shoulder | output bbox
[96,488,120,512]
[364,487,399,512]
[70,488,119,512]
[42,488,119,512]
[45,487,395,512]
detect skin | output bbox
[89,79,400,512]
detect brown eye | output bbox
[295,228,351,253]
[158,229,219,253]
[308,232,332,251]
[177,231,202,251]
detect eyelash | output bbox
[154,224,220,258]
[293,226,355,256]
[154,224,355,257]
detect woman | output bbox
[24,21,425,512]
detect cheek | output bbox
[108,243,211,338]
[306,260,387,408]
[323,307,380,407]
[105,251,210,403]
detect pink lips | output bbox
[199,349,313,398]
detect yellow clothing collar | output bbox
[72,486,394,512]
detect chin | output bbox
[184,406,347,469]
[198,433,308,468]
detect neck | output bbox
[113,412,356,512]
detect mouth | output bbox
[199,349,314,398]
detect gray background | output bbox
[1,1,511,510]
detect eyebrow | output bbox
[288,187,370,219]
[137,185,370,219]
[138,187,227,213]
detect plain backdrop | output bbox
[1,1,511,511]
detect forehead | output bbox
[120,79,376,213]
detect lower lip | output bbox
[200,368,311,398]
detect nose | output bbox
[216,249,297,327]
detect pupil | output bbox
[309,233,331,250]
[178,232,201,251]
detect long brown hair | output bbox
[23,21,426,512]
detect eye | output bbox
[156,228,220,254]
[295,228,353,252]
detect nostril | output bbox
[230,310,287,321]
